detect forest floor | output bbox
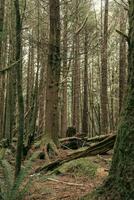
[24,149,112,200]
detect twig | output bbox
[0,59,21,74]
[116,29,128,42]
[75,15,88,35]
[113,0,128,10]
[47,178,84,187]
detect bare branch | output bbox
[75,15,88,35]
[0,59,22,74]
[116,29,129,42]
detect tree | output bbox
[0,0,5,139]
[14,0,25,177]
[3,0,16,145]
[82,26,89,136]
[61,0,68,138]
[97,0,134,199]
[72,0,81,133]
[119,6,127,113]
[100,0,109,134]
[41,0,61,151]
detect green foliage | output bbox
[54,158,98,178]
[0,153,37,200]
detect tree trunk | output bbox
[61,1,68,138]
[119,7,127,114]
[4,1,16,144]
[14,0,25,177]
[0,0,5,139]
[100,0,109,134]
[44,0,61,145]
[82,26,89,136]
[98,1,134,199]
[72,0,80,133]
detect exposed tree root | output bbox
[33,137,59,162]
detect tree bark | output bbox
[98,1,134,199]
[61,1,68,138]
[72,0,80,133]
[100,0,109,134]
[119,7,127,114]
[14,0,25,177]
[44,0,61,145]
[0,0,5,139]
[82,26,89,136]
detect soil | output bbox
[24,149,112,200]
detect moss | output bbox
[54,158,98,178]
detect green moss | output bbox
[54,158,98,178]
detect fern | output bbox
[0,152,37,200]
[0,159,14,189]
[10,152,37,200]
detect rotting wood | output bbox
[60,134,114,150]
[34,134,116,174]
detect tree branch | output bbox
[75,15,88,35]
[116,29,129,42]
[0,59,22,74]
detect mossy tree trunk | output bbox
[0,0,5,139]
[98,1,134,199]
[14,0,25,177]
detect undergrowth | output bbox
[54,158,98,178]
[0,152,37,200]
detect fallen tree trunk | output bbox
[59,136,82,143]
[60,134,113,150]
[84,134,111,143]
[35,134,116,174]
[59,134,112,144]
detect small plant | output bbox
[0,152,37,200]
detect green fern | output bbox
[0,159,14,200]
[0,153,37,200]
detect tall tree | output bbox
[82,26,89,136]
[4,0,16,145]
[14,0,25,177]
[61,1,68,138]
[42,0,61,149]
[100,0,109,134]
[0,0,5,138]
[72,0,80,133]
[98,0,134,199]
[119,6,127,113]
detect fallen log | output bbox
[85,134,111,143]
[59,136,81,143]
[59,134,111,144]
[60,137,85,150]
[35,134,116,174]
[59,134,113,150]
